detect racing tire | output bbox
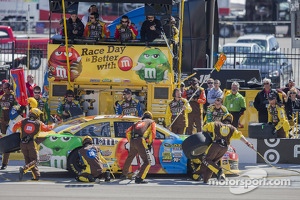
[182,132,212,159]
[0,132,20,154]
[29,49,42,70]
[67,147,83,177]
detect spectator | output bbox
[26,74,36,97]
[207,79,223,105]
[64,14,84,39]
[0,82,17,170]
[33,86,50,124]
[165,88,192,134]
[205,97,229,123]
[170,16,179,44]
[57,90,83,120]
[223,81,246,128]
[116,88,143,117]
[267,93,290,138]
[75,136,110,182]
[83,12,109,40]
[254,78,281,123]
[114,15,138,41]
[203,78,214,113]
[16,108,54,181]
[140,15,162,42]
[182,77,206,134]
[277,79,300,99]
[283,87,300,127]
[81,5,103,27]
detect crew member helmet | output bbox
[82,136,93,145]
[29,108,43,120]
[221,113,233,124]
[142,111,153,120]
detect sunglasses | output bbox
[34,92,41,94]
[89,17,95,19]
[215,99,222,102]
[263,82,270,85]
[121,20,128,23]
[147,17,154,19]
[207,82,213,84]
[290,92,297,94]
[67,95,74,97]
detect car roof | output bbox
[236,34,275,40]
[222,42,259,47]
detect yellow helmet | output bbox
[29,108,43,120]
[142,111,153,120]
[82,136,93,145]
[28,97,38,109]
[222,113,233,124]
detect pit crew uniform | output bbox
[196,121,252,183]
[0,90,17,169]
[182,86,206,134]
[267,104,290,138]
[83,20,109,40]
[57,100,82,120]
[116,98,143,117]
[36,98,51,124]
[165,97,192,134]
[13,111,53,180]
[121,117,156,183]
[205,105,229,123]
[77,143,105,182]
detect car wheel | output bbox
[29,49,42,70]
[182,132,212,159]
[0,133,20,154]
[67,147,82,176]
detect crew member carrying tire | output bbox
[75,136,110,182]
[194,113,254,183]
[120,111,156,184]
[14,108,54,181]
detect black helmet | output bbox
[82,136,93,146]
[222,113,233,124]
[142,111,153,120]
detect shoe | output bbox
[135,177,148,184]
[19,167,24,181]
[104,171,111,182]
[120,174,127,180]
[216,169,223,181]
[0,164,7,170]
[87,174,95,182]
[31,176,39,181]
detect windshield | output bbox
[242,55,281,65]
[237,39,267,50]
[223,46,251,54]
[53,118,88,133]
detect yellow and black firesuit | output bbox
[267,94,290,138]
[0,82,17,170]
[165,88,192,134]
[121,111,156,184]
[182,78,206,134]
[194,114,253,183]
[14,108,53,181]
[205,103,229,123]
[75,136,110,182]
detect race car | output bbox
[0,115,239,178]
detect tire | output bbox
[67,147,83,177]
[29,49,42,70]
[0,133,20,154]
[182,132,212,159]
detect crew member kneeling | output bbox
[195,114,254,183]
[75,136,110,182]
[120,111,156,184]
